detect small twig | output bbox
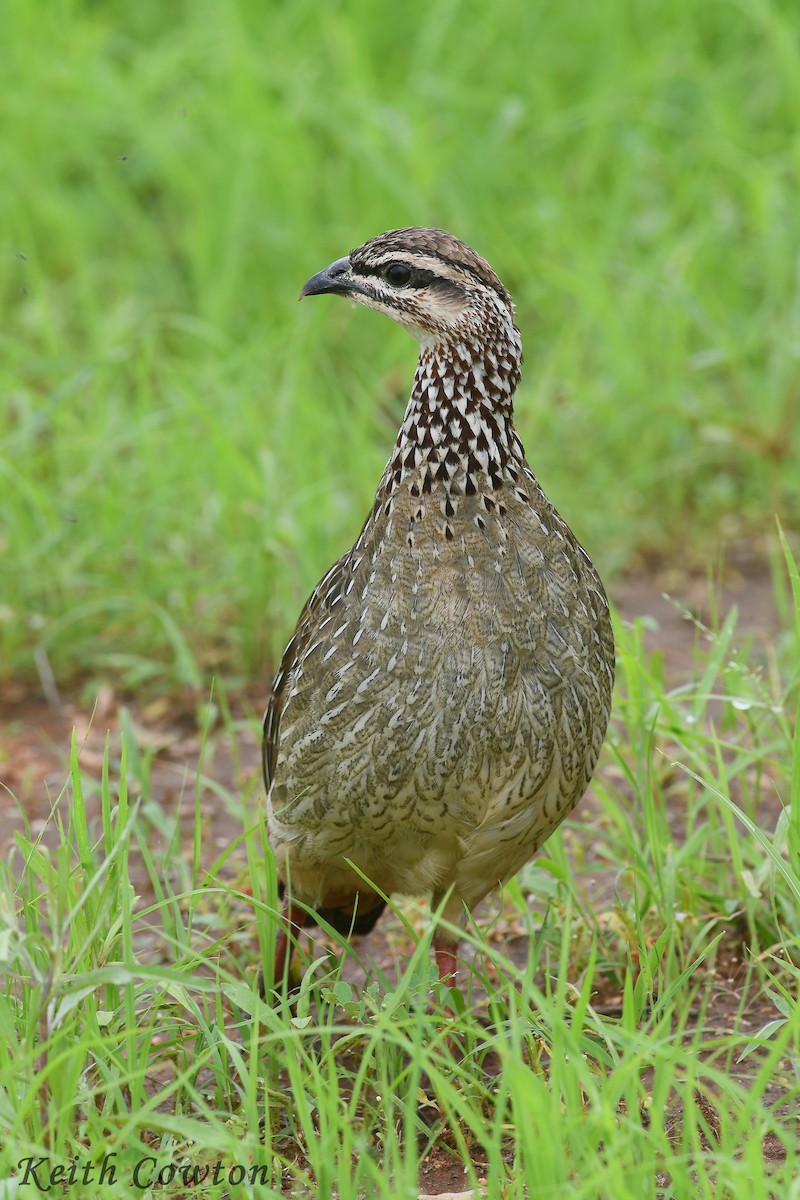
[34,644,62,714]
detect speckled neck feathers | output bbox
[381,292,527,538]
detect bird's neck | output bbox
[382,308,525,502]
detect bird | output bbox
[262,227,614,995]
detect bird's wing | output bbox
[262,551,349,792]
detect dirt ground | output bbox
[0,565,783,843]
[0,565,794,1192]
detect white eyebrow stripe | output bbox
[361,253,471,288]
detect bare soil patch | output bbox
[0,565,781,844]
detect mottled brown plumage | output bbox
[263,228,614,991]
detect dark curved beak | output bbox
[299,256,353,300]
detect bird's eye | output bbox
[384,262,412,287]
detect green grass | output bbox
[2,0,800,690]
[1,560,798,1197]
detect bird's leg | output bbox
[433,936,460,1021]
[270,898,303,991]
[432,937,465,1062]
[433,938,458,987]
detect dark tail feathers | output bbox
[277,881,387,936]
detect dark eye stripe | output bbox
[356,263,440,290]
[367,256,492,296]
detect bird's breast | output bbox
[269,485,610,838]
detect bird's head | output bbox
[300,227,518,349]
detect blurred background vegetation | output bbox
[1,0,799,695]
